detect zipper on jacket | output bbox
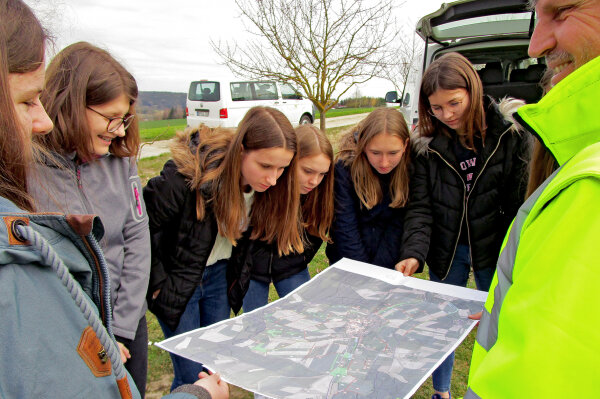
[75,164,94,214]
[81,235,108,327]
[76,166,83,190]
[268,251,274,276]
[431,127,511,280]
[463,128,510,272]
[430,149,466,280]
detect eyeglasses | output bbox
[427,99,465,118]
[86,106,135,133]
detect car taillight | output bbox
[219,108,228,119]
[185,107,189,117]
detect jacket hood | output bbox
[169,128,231,197]
[516,54,600,166]
[411,96,525,157]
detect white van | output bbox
[387,0,541,130]
[186,80,315,128]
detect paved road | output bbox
[138,113,367,159]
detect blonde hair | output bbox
[295,124,334,241]
[338,108,410,209]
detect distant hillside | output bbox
[137,91,187,121]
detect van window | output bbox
[231,82,253,101]
[230,82,278,101]
[189,81,220,102]
[255,82,278,100]
[280,83,302,100]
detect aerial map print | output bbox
[158,259,487,398]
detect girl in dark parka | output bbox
[326,107,410,269]
[396,52,531,399]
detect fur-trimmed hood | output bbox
[411,96,526,156]
[168,127,233,195]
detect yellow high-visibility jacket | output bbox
[466,55,600,398]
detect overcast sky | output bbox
[26,0,447,98]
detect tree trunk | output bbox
[319,115,327,132]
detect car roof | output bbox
[416,0,534,44]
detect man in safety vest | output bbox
[465,0,600,397]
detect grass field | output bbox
[139,118,186,142]
[138,108,376,143]
[315,107,377,119]
[139,124,478,399]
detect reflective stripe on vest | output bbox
[463,167,560,399]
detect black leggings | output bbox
[115,315,148,398]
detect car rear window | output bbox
[189,82,220,101]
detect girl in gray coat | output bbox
[31,42,151,396]
[0,0,227,397]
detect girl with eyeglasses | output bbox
[0,1,227,397]
[143,107,303,390]
[326,107,410,270]
[31,41,151,396]
[395,52,531,399]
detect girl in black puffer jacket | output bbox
[326,107,411,269]
[396,52,531,399]
[229,125,335,314]
[144,107,304,390]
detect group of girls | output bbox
[0,2,533,396]
[144,52,530,399]
[0,0,226,398]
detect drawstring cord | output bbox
[15,223,127,382]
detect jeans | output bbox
[242,268,311,313]
[429,244,494,393]
[158,259,231,391]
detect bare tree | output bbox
[212,0,401,131]
[381,30,423,106]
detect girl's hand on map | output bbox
[395,258,419,276]
[194,371,229,399]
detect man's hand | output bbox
[395,258,420,276]
[469,311,482,320]
[194,372,229,399]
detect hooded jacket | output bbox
[144,131,248,330]
[466,55,600,398]
[30,153,150,341]
[0,196,205,399]
[400,97,531,279]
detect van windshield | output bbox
[189,82,220,102]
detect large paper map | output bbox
[158,259,487,398]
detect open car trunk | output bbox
[416,0,543,105]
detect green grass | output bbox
[139,118,186,142]
[316,107,376,119]
[140,124,478,398]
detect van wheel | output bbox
[299,114,312,125]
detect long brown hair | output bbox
[419,52,487,150]
[0,0,47,211]
[296,124,334,241]
[37,42,140,160]
[526,66,557,198]
[186,107,303,255]
[338,107,410,209]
